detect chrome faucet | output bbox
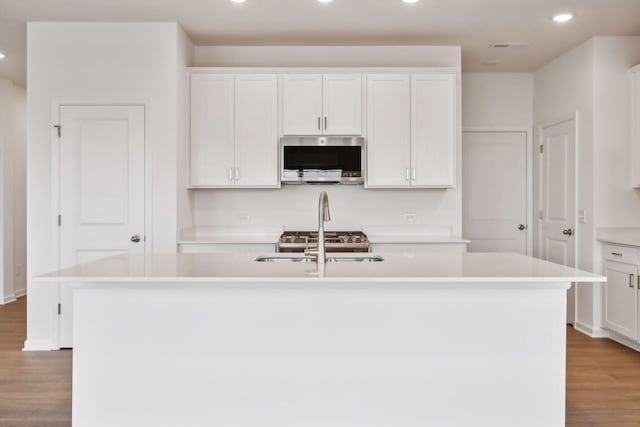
[305,191,331,264]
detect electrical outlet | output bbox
[239,213,250,224]
[403,213,417,223]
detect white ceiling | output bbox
[1,0,640,86]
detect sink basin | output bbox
[255,255,384,263]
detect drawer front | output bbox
[603,244,640,264]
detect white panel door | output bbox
[190,74,235,186]
[366,74,411,187]
[282,74,323,136]
[322,74,362,135]
[604,261,638,340]
[59,105,145,347]
[463,132,527,254]
[410,73,457,187]
[234,74,279,187]
[540,118,576,323]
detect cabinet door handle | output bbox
[412,168,416,181]
[630,274,635,289]
[324,116,327,130]
[406,168,410,182]
[235,168,239,181]
[317,117,321,130]
[229,167,234,181]
[637,274,639,289]
[611,252,623,257]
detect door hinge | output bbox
[539,144,544,154]
[58,215,62,227]
[53,124,61,138]
[58,303,61,315]
[539,210,544,220]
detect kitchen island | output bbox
[39,252,604,427]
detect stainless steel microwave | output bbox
[280,136,365,185]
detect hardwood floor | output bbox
[0,297,71,426]
[1,298,639,426]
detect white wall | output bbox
[187,46,462,237]
[0,78,25,304]
[26,22,191,350]
[195,45,461,68]
[177,27,195,232]
[534,39,596,331]
[534,36,640,335]
[462,72,533,128]
[593,37,640,228]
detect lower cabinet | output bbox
[602,242,640,345]
[604,260,639,340]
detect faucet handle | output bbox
[305,248,319,258]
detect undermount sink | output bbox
[255,254,384,263]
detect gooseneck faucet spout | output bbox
[317,191,331,264]
[306,191,331,264]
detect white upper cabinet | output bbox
[190,74,235,187]
[323,74,363,135]
[631,64,640,188]
[190,73,279,188]
[234,74,279,187]
[411,73,457,187]
[282,74,323,135]
[366,71,458,188]
[366,74,411,187]
[282,73,362,136]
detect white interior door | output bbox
[462,132,527,254]
[58,105,145,347]
[540,118,576,323]
[322,74,362,135]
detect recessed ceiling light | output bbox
[552,13,574,23]
[231,0,246,3]
[403,0,420,3]
[0,52,5,60]
[318,0,333,3]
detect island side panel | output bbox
[73,282,568,427]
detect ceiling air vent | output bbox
[489,42,530,48]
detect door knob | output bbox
[562,229,573,236]
[131,234,141,243]
[518,224,526,231]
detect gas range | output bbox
[278,231,370,253]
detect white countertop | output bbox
[178,225,470,245]
[597,227,640,247]
[38,252,603,284]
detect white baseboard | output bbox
[606,331,640,352]
[22,339,55,352]
[14,288,26,298]
[574,321,609,338]
[1,294,17,305]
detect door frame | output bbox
[536,112,580,325]
[50,98,150,349]
[461,126,534,256]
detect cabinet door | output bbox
[366,74,411,187]
[604,261,638,340]
[234,74,279,187]
[632,66,640,187]
[410,73,457,187]
[323,74,362,135]
[190,74,235,186]
[282,74,323,135]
